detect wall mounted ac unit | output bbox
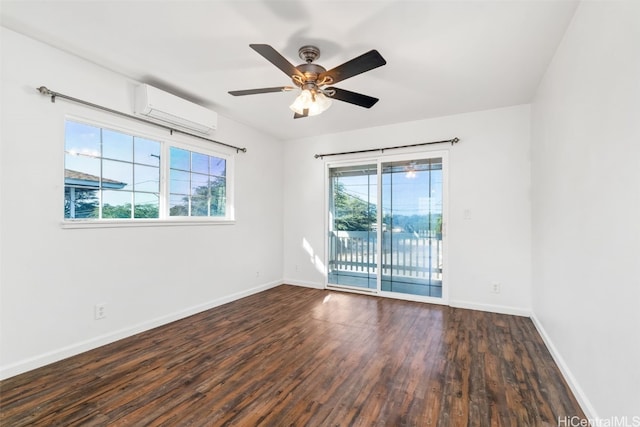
[135,84,217,134]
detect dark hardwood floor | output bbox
[0,285,584,426]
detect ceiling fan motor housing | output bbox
[291,46,331,90]
[298,45,321,62]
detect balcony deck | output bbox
[328,230,443,298]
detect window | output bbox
[64,119,232,223]
[169,147,226,217]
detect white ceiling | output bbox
[0,0,578,141]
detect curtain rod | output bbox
[36,86,247,154]
[314,137,459,159]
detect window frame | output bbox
[324,150,449,305]
[62,114,235,228]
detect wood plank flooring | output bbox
[0,285,585,426]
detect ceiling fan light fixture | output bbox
[289,89,312,114]
[311,92,332,115]
[289,89,332,116]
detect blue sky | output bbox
[334,163,443,217]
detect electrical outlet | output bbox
[95,303,106,320]
[490,282,501,294]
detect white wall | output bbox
[0,28,284,379]
[531,0,640,419]
[283,105,532,314]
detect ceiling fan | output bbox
[229,44,387,119]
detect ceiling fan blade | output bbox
[293,108,309,119]
[250,44,304,79]
[326,87,379,108]
[320,50,386,85]
[229,86,295,96]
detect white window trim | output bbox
[61,218,236,229]
[62,112,236,228]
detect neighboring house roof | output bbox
[64,169,126,189]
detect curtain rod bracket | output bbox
[37,86,56,103]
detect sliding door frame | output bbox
[324,150,449,305]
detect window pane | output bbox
[169,194,189,216]
[168,147,229,218]
[135,164,160,193]
[381,158,444,298]
[190,173,209,197]
[134,137,161,166]
[65,154,100,184]
[170,169,190,195]
[102,160,132,191]
[170,147,190,171]
[64,187,98,219]
[191,195,209,216]
[134,192,159,218]
[102,190,132,218]
[328,164,378,290]
[192,152,209,175]
[210,178,226,217]
[210,156,226,177]
[65,121,101,157]
[102,129,133,162]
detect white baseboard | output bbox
[0,280,281,380]
[282,279,324,289]
[449,299,531,317]
[530,313,597,421]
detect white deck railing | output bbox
[329,230,443,279]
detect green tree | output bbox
[102,202,159,219]
[102,203,131,218]
[169,179,226,217]
[64,188,99,219]
[333,181,376,231]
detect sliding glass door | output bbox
[381,158,443,297]
[327,153,446,301]
[328,164,378,290]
